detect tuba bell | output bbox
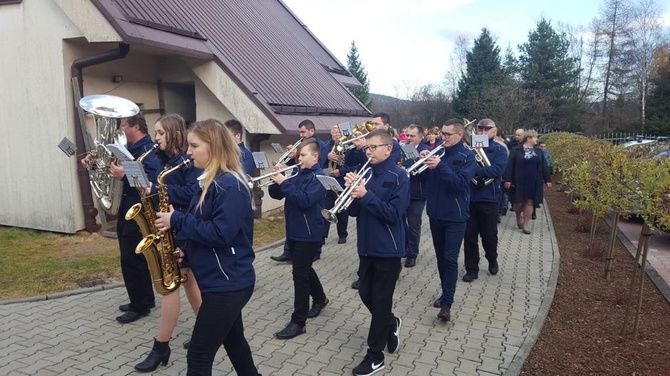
[80,94,140,215]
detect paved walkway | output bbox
[0,205,559,376]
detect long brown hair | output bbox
[188,119,252,211]
[156,114,187,158]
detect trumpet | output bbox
[275,137,303,166]
[248,163,302,188]
[405,144,446,176]
[321,159,372,223]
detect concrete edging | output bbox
[504,200,561,375]
[0,237,287,306]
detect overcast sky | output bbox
[282,0,670,97]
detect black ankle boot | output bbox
[134,338,171,372]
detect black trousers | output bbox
[463,202,499,273]
[358,256,401,362]
[405,199,426,259]
[290,240,326,326]
[117,215,155,313]
[323,190,349,239]
[187,286,258,376]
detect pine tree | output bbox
[453,28,506,118]
[346,41,371,108]
[518,18,581,129]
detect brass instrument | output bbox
[275,137,303,166]
[406,144,446,176]
[248,163,302,188]
[352,121,374,135]
[462,118,494,186]
[328,136,348,170]
[128,158,191,295]
[321,159,372,223]
[80,94,139,215]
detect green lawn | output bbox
[0,215,286,300]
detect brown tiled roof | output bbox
[91,0,371,133]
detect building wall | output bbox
[0,0,88,233]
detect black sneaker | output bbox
[352,355,384,376]
[351,279,360,290]
[387,316,402,353]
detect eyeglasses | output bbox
[440,131,459,138]
[477,126,495,131]
[362,143,389,152]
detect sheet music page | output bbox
[108,143,135,161]
[121,161,150,188]
[317,175,344,193]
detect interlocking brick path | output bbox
[0,206,559,375]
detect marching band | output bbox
[79,96,518,375]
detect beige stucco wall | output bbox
[0,1,88,233]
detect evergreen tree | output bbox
[453,28,506,118]
[518,18,581,129]
[646,45,670,134]
[346,41,371,108]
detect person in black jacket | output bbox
[462,119,508,283]
[402,125,430,268]
[82,114,161,324]
[346,129,410,376]
[503,130,552,234]
[269,138,329,339]
[155,119,260,376]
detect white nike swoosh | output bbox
[371,362,383,370]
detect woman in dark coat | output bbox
[503,130,552,234]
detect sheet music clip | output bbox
[317,175,344,193]
[252,152,271,169]
[122,161,150,189]
[338,121,354,137]
[401,144,420,161]
[271,143,284,153]
[58,137,77,157]
[322,168,333,176]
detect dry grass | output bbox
[1,215,286,300]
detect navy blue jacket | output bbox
[348,156,410,258]
[268,164,327,243]
[402,142,430,201]
[120,135,161,214]
[152,151,202,212]
[170,172,255,293]
[470,139,508,203]
[391,139,402,164]
[425,140,476,222]
[238,142,255,175]
[339,147,367,175]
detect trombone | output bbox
[405,144,446,176]
[248,163,302,188]
[321,159,372,223]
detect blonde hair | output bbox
[188,119,253,211]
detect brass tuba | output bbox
[129,158,191,295]
[80,94,140,215]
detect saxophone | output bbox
[128,156,190,295]
[125,145,159,237]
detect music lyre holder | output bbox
[338,121,354,137]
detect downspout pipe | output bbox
[71,43,130,232]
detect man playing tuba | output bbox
[82,114,162,324]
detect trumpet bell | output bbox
[321,208,338,224]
